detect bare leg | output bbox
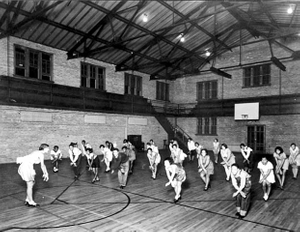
[281,170,286,188]
[26,181,37,205]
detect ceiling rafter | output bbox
[118,0,147,40]
[112,2,208,71]
[0,1,64,40]
[0,1,18,29]
[0,1,187,78]
[258,0,279,29]
[67,0,127,59]
[157,0,232,52]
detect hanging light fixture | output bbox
[179,33,185,42]
[142,13,148,22]
[287,5,293,14]
[205,50,211,57]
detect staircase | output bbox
[154,114,190,153]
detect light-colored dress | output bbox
[273,152,289,171]
[289,146,300,166]
[220,148,236,166]
[198,155,214,175]
[213,141,220,155]
[17,151,43,182]
[257,161,275,183]
[147,151,161,165]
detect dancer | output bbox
[111,147,130,189]
[257,156,275,201]
[100,144,113,173]
[289,143,300,179]
[69,142,83,180]
[273,146,289,189]
[212,138,220,164]
[147,147,161,179]
[187,138,197,161]
[50,145,62,173]
[86,148,100,183]
[17,143,49,207]
[128,142,136,174]
[220,143,236,181]
[240,143,254,173]
[198,148,214,191]
[164,157,186,203]
[81,140,92,169]
[195,142,203,159]
[231,164,251,219]
[169,142,187,164]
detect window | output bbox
[156,81,169,101]
[124,73,142,96]
[81,63,105,90]
[197,117,217,135]
[14,45,52,81]
[243,64,270,87]
[197,81,217,100]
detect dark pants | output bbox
[72,154,82,176]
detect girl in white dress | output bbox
[212,138,220,164]
[220,143,236,181]
[17,143,49,207]
[164,157,186,203]
[273,146,289,189]
[257,156,275,201]
[147,147,161,179]
[289,143,300,179]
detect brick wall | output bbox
[176,114,300,154]
[0,105,167,163]
[171,38,300,103]
[0,36,158,100]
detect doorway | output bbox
[247,125,265,153]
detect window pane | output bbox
[211,117,217,135]
[211,81,217,99]
[244,67,251,87]
[198,118,203,134]
[42,53,51,81]
[204,117,210,134]
[204,82,210,99]
[197,82,203,100]
[98,67,104,90]
[29,51,38,79]
[262,64,270,85]
[15,47,25,76]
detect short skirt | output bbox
[18,162,35,182]
[92,156,100,168]
[276,159,289,171]
[128,150,136,161]
[199,161,214,175]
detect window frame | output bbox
[124,73,142,96]
[156,81,170,101]
[243,64,271,88]
[197,80,218,101]
[197,117,217,135]
[14,44,53,81]
[80,62,106,91]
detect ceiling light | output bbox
[142,13,148,22]
[287,6,293,14]
[205,50,211,56]
[179,33,185,42]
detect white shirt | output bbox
[50,149,62,160]
[187,141,196,151]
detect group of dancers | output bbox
[16,137,300,220]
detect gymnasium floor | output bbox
[0,149,299,232]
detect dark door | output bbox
[247,125,265,153]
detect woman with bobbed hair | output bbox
[164,157,186,203]
[220,143,236,181]
[198,148,214,191]
[273,146,289,189]
[231,163,251,218]
[289,143,300,179]
[17,143,49,207]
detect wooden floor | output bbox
[0,150,299,232]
